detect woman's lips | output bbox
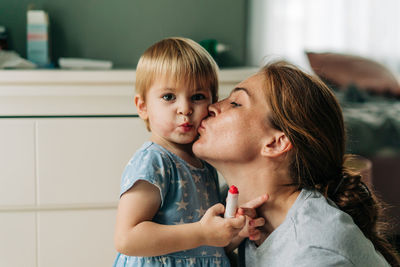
[198,121,206,133]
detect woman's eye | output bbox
[191,94,206,101]
[162,94,175,101]
[230,101,241,107]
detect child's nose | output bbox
[177,102,193,116]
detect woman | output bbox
[193,61,400,266]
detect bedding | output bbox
[336,86,400,156]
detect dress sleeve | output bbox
[119,149,171,207]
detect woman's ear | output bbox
[134,95,148,120]
[261,133,293,157]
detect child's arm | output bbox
[114,180,246,257]
[225,194,269,253]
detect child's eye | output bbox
[230,101,241,107]
[162,94,175,101]
[191,94,206,101]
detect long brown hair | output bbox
[260,60,399,266]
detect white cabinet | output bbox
[0,212,37,267]
[0,120,36,206]
[0,117,149,267]
[0,68,258,267]
[36,118,148,205]
[38,209,117,267]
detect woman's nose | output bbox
[208,102,220,117]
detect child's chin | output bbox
[176,137,196,145]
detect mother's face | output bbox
[193,73,273,163]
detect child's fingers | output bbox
[241,193,269,209]
[208,203,225,216]
[228,215,246,229]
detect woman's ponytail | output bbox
[325,161,400,267]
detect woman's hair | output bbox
[135,37,219,130]
[260,60,399,266]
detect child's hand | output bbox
[198,203,246,247]
[236,194,269,241]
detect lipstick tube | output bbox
[224,185,239,218]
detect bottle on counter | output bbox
[27,10,51,67]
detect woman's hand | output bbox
[198,203,246,247]
[237,194,269,241]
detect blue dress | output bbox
[113,142,230,267]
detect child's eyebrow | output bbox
[157,87,176,92]
[194,87,209,92]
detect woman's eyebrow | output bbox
[232,87,251,97]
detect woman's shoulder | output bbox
[290,189,389,266]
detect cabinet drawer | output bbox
[0,212,36,267]
[38,209,116,267]
[37,117,150,205]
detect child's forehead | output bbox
[151,73,207,90]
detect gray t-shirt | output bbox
[244,189,390,267]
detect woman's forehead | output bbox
[235,73,266,97]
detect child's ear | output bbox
[261,132,293,157]
[134,95,148,120]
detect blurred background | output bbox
[0,0,247,68]
[0,0,399,266]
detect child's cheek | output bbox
[199,105,210,119]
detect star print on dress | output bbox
[178,179,188,188]
[174,218,185,224]
[203,192,209,201]
[188,257,196,266]
[160,257,167,264]
[213,251,222,257]
[196,206,206,217]
[154,167,165,176]
[175,162,183,169]
[116,142,230,266]
[176,199,189,211]
[193,173,201,183]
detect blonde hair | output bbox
[135,37,219,130]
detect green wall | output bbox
[0,0,247,68]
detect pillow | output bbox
[306,52,400,96]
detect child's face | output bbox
[142,75,212,147]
